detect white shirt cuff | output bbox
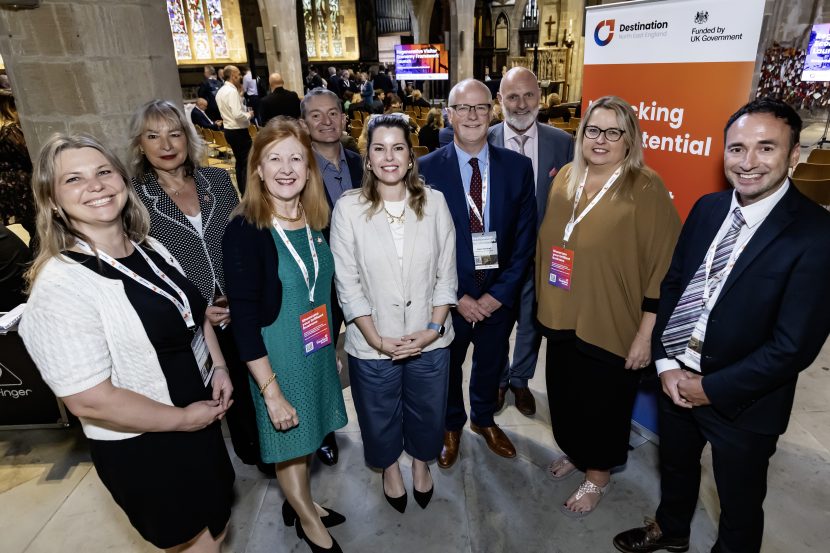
[655,358,681,375]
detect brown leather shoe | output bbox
[437,430,461,469]
[470,423,516,458]
[496,386,507,411]
[510,385,536,416]
[613,518,689,552]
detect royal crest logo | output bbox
[694,11,709,24]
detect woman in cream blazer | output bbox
[330,114,456,513]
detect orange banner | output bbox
[582,61,756,219]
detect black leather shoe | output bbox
[296,520,342,553]
[496,386,507,411]
[613,518,690,552]
[282,499,346,528]
[413,466,434,509]
[316,432,338,466]
[382,471,407,513]
[256,461,276,477]
[510,385,537,416]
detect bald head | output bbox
[448,78,492,107]
[498,67,541,133]
[195,98,208,110]
[269,72,284,91]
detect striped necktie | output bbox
[512,134,530,156]
[661,207,746,358]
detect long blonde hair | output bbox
[26,133,150,289]
[233,117,330,230]
[360,114,427,220]
[127,99,205,178]
[567,96,644,199]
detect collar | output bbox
[312,143,346,170]
[503,121,538,143]
[453,142,489,167]
[729,178,790,229]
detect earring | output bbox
[366,162,372,169]
[408,162,413,169]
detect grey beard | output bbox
[504,109,539,132]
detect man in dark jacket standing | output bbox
[259,73,301,124]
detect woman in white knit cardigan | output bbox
[19,133,235,553]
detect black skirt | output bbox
[544,329,642,470]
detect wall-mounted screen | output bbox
[801,23,830,82]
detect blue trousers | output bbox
[499,273,542,388]
[446,306,514,430]
[348,348,450,468]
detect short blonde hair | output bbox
[233,117,329,231]
[26,133,150,288]
[128,99,205,178]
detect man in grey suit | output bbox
[488,67,573,415]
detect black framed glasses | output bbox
[450,103,491,117]
[584,125,625,142]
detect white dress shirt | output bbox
[215,81,249,129]
[656,179,790,374]
[503,122,539,189]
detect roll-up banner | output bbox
[583,0,766,440]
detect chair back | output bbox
[792,177,830,206]
[807,148,830,164]
[793,162,830,180]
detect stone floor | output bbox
[2,327,828,553]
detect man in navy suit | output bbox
[190,98,221,131]
[614,99,830,553]
[488,67,573,416]
[302,87,363,467]
[420,79,537,467]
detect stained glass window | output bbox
[304,0,359,61]
[166,0,230,62]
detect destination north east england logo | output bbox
[594,19,669,46]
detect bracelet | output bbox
[259,373,276,395]
[213,365,228,372]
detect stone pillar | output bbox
[0,0,182,163]
[257,0,304,95]
[450,0,475,83]
[410,0,435,43]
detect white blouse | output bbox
[384,199,406,268]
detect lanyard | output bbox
[465,157,489,227]
[563,167,622,244]
[272,218,319,305]
[75,239,196,328]
[702,235,748,304]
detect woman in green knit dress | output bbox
[223,119,347,553]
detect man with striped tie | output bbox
[613,99,830,553]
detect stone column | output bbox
[256,0,304,95]
[450,0,475,83]
[0,0,182,163]
[410,0,435,43]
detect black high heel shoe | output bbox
[413,465,434,509]
[296,520,343,553]
[382,471,407,513]
[282,499,346,528]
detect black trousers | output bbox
[215,324,261,465]
[655,393,779,553]
[223,129,252,195]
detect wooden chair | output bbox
[549,117,565,125]
[791,177,830,206]
[570,117,581,128]
[351,110,364,122]
[248,125,258,140]
[350,127,362,139]
[806,148,830,164]
[409,133,419,146]
[793,162,830,181]
[416,118,428,128]
[350,119,363,129]
[211,130,234,158]
[413,146,429,158]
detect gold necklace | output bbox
[160,179,188,197]
[383,202,405,225]
[274,202,304,222]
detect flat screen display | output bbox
[801,23,830,82]
[394,44,449,81]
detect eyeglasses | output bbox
[584,125,625,142]
[450,103,491,117]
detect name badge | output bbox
[549,246,574,290]
[191,328,214,387]
[300,305,332,356]
[472,232,499,270]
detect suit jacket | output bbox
[259,87,301,124]
[653,186,830,435]
[320,147,363,242]
[419,143,537,308]
[438,126,454,147]
[330,188,458,358]
[326,74,342,97]
[488,122,573,226]
[190,106,220,131]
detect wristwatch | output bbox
[426,322,445,337]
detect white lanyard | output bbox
[465,157,489,226]
[75,239,196,328]
[272,218,319,305]
[563,167,622,243]
[702,236,748,304]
